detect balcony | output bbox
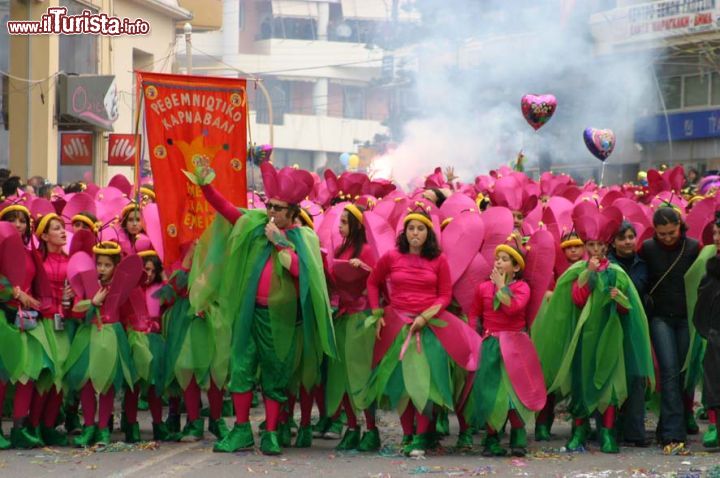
[248,112,387,153]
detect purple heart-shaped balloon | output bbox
[521,94,557,131]
[583,128,616,161]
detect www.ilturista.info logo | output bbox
[7,7,150,36]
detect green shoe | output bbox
[436,411,450,436]
[295,425,312,448]
[153,422,180,442]
[138,397,149,411]
[509,428,528,457]
[481,434,507,457]
[566,421,589,452]
[120,413,128,434]
[209,418,230,440]
[358,428,381,452]
[455,430,473,450]
[213,422,255,453]
[402,433,431,457]
[312,416,331,438]
[10,426,43,449]
[180,418,204,442]
[696,407,708,421]
[65,412,82,435]
[401,434,413,446]
[125,422,141,443]
[32,426,46,447]
[0,431,10,450]
[260,430,282,455]
[534,423,551,441]
[222,399,234,417]
[94,427,111,447]
[41,426,68,447]
[165,414,181,434]
[703,424,719,448]
[72,425,97,448]
[323,419,343,439]
[278,421,292,447]
[599,427,619,453]
[686,413,700,435]
[336,427,361,451]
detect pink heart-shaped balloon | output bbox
[521,94,557,131]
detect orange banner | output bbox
[138,71,248,268]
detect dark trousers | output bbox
[649,316,689,443]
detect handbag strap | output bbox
[649,238,686,297]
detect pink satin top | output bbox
[367,250,451,314]
[41,252,69,317]
[469,280,530,334]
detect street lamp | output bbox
[184,22,192,75]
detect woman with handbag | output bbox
[0,200,52,449]
[639,207,700,454]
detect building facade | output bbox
[178,0,419,174]
[1,0,194,185]
[592,0,720,175]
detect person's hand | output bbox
[610,288,619,299]
[92,287,109,307]
[490,269,506,289]
[544,290,553,302]
[265,221,283,244]
[409,315,427,335]
[15,288,40,309]
[375,316,386,340]
[63,284,75,301]
[444,166,457,183]
[588,257,600,272]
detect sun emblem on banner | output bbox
[167,224,177,237]
[176,135,223,172]
[230,158,243,171]
[153,145,167,159]
[145,86,158,100]
[230,92,244,107]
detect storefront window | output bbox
[684,74,709,108]
[659,76,681,110]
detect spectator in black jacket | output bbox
[639,207,700,453]
[609,221,650,447]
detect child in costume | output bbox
[326,203,380,451]
[535,230,585,441]
[29,212,77,447]
[0,199,51,449]
[532,202,654,453]
[467,236,547,457]
[366,210,480,457]
[65,241,140,447]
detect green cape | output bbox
[682,244,716,391]
[189,209,336,391]
[531,261,654,416]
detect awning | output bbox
[271,0,319,19]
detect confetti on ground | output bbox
[92,441,160,453]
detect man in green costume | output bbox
[186,162,336,455]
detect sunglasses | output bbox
[266,203,289,212]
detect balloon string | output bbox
[600,161,607,187]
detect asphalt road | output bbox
[1,409,719,478]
